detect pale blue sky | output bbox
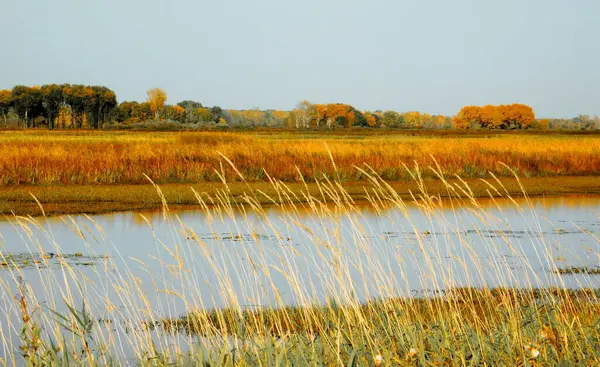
[1,0,598,117]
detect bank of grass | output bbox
[0,130,599,186]
[150,288,600,365]
[1,175,599,216]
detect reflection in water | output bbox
[31,194,598,228]
[0,194,598,361]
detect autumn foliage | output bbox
[453,104,535,129]
[147,88,167,120]
[0,83,591,131]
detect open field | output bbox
[1,130,599,185]
[0,130,599,215]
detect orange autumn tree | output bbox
[502,103,535,129]
[363,112,378,127]
[480,104,504,129]
[313,103,356,128]
[453,104,535,129]
[453,106,481,128]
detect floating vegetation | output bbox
[555,266,600,275]
[0,252,107,270]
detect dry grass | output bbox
[1,176,600,216]
[0,130,599,186]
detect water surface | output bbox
[0,195,599,360]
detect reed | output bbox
[0,130,599,185]
[0,161,599,365]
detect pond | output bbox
[0,194,599,361]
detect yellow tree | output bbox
[454,106,482,128]
[327,104,355,128]
[480,105,504,128]
[451,115,468,129]
[147,88,167,120]
[403,112,423,128]
[270,110,289,126]
[434,115,447,129]
[531,118,549,129]
[196,107,214,122]
[242,109,265,125]
[56,104,73,128]
[363,112,377,127]
[0,89,11,123]
[504,103,535,129]
[172,105,185,122]
[313,104,328,127]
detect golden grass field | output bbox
[0,130,599,186]
[1,130,599,215]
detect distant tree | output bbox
[453,106,481,129]
[211,106,223,123]
[0,90,12,123]
[480,104,504,129]
[63,84,93,128]
[55,104,73,128]
[381,111,402,128]
[363,111,379,127]
[243,109,265,126]
[11,86,43,128]
[265,110,288,127]
[285,110,299,128]
[87,86,117,129]
[312,104,359,128]
[163,105,186,122]
[41,84,64,129]
[503,103,535,129]
[177,100,202,110]
[147,88,167,120]
[113,101,137,122]
[431,115,450,129]
[403,112,424,128]
[287,100,314,129]
[194,107,213,122]
[453,104,534,129]
[132,102,152,121]
[530,118,549,130]
[351,108,367,127]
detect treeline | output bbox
[286,101,451,129]
[0,85,116,129]
[0,85,598,130]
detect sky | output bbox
[1,0,598,118]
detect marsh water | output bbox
[0,195,599,360]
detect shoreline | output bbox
[1,175,599,217]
